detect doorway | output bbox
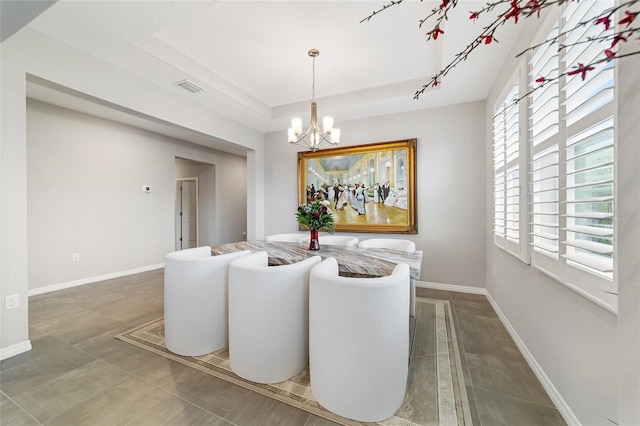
[175,178,198,250]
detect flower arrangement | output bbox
[296,200,335,233]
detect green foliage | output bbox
[296,200,336,233]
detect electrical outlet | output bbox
[72,253,80,262]
[6,294,19,310]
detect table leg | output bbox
[410,279,416,317]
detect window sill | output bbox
[531,263,618,315]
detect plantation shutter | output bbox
[529,25,561,277]
[525,0,616,309]
[493,75,527,261]
[561,0,615,285]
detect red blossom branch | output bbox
[414,0,572,98]
[504,0,522,24]
[620,9,639,26]
[499,48,639,118]
[359,0,405,24]
[567,63,595,80]
[516,0,639,57]
[361,0,640,101]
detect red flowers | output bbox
[525,0,542,17]
[432,26,445,40]
[296,200,335,233]
[504,0,521,24]
[611,34,627,47]
[535,77,546,83]
[568,63,595,80]
[439,0,450,9]
[602,32,629,62]
[469,11,479,20]
[480,33,498,44]
[619,10,638,27]
[595,16,611,30]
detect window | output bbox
[527,0,616,311]
[529,25,561,275]
[561,0,615,284]
[493,72,528,262]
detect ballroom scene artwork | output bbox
[298,139,417,234]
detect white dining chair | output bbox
[300,235,359,247]
[164,247,251,356]
[264,233,307,243]
[358,238,415,253]
[228,251,321,384]
[308,257,410,422]
[358,238,417,316]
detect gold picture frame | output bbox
[298,138,417,234]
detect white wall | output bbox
[1,27,264,358]
[486,250,617,424]
[616,48,640,426]
[27,100,247,291]
[265,101,487,287]
[483,10,623,426]
[1,33,31,358]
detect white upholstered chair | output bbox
[264,233,306,243]
[300,235,359,247]
[228,251,321,384]
[164,247,251,356]
[358,238,415,253]
[358,238,417,316]
[308,257,410,422]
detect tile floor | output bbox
[0,270,566,425]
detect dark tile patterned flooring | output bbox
[0,270,565,425]
[422,289,566,426]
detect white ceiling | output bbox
[23,0,526,136]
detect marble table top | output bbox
[211,240,422,280]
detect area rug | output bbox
[116,297,472,425]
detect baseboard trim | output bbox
[0,340,32,361]
[416,280,487,295]
[485,292,580,426]
[28,264,164,297]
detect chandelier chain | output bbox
[311,55,316,102]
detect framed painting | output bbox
[298,138,417,234]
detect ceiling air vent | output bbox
[174,79,204,94]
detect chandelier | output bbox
[288,49,340,151]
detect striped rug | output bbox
[116,297,472,425]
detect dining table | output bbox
[211,239,423,314]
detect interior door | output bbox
[176,179,198,250]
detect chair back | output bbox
[358,238,415,253]
[228,251,321,383]
[308,257,409,422]
[301,235,359,247]
[264,233,306,243]
[164,247,251,356]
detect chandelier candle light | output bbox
[288,49,340,151]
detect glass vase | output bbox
[309,229,320,251]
